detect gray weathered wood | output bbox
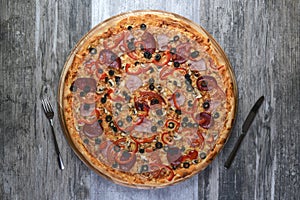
[1,0,299,200]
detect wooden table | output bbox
[1,0,299,199]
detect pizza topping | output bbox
[165,119,179,130]
[117,120,123,127]
[183,162,190,168]
[194,112,212,129]
[127,25,133,30]
[141,165,149,172]
[141,31,156,53]
[118,153,137,171]
[154,54,161,61]
[190,50,199,58]
[125,63,143,75]
[175,109,182,115]
[213,112,220,118]
[126,115,132,122]
[172,91,186,107]
[156,34,169,51]
[73,78,97,92]
[197,75,217,91]
[140,23,147,30]
[134,118,153,133]
[139,148,145,154]
[82,121,103,138]
[173,61,180,68]
[167,147,182,166]
[108,69,115,76]
[202,101,210,109]
[151,125,158,132]
[80,103,95,117]
[199,152,206,159]
[105,115,112,122]
[154,51,172,67]
[172,42,191,64]
[100,96,107,103]
[70,84,77,92]
[89,47,97,55]
[161,132,175,145]
[153,142,162,149]
[144,51,152,59]
[125,75,142,92]
[173,35,180,42]
[99,49,121,69]
[189,59,206,71]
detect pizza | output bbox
[58,10,237,188]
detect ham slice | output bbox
[169,91,186,108]
[190,59,206,71]
[125,75,142,92]
[156,34,169,51]
[134,118,152,133]
[141,32,156,53]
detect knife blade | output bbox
[224,96,264,168]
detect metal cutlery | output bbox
[41,96,65,170]
[224,96,265,168]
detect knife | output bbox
[224,96,265,168]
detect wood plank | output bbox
[35,0,92,199]
[1,1,38,199]
[1,0,92,199]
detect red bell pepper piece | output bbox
[153,51,171,66]
[161,132,175,145]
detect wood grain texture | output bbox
[1,0,299,200]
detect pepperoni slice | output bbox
[194,112,212,129]
[83,121,103,138]
[99,49,121,69]
[73,78,97,92]
[118,152,137,171]
[196,75,218,91]
[80,103,95,117]
[141,32,156,53]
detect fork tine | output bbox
[43,98,50,112]
[45,98,53,112]
[41,98,47,112]
[47,98,54,112]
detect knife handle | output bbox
[224,133,246,168]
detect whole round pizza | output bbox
[58,10,237,188]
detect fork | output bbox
[41,96,65,170]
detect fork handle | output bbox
[50,119,65,170]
